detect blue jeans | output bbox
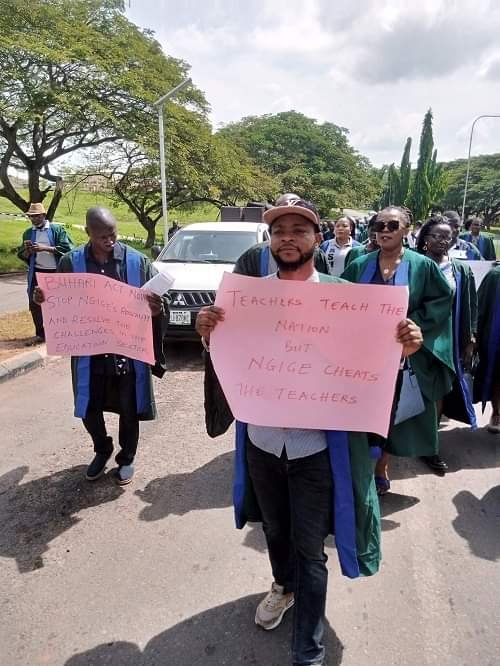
[246,441,332,665]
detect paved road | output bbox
[0,347,498,666]
[0,273,27,314]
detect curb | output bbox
[0,271,26,278]
[0,346,59,383]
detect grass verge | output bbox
[0,310,39,362]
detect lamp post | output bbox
[461,114,500,223]
[153,77,191,243]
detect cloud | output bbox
[251,2,334,56]
[481,54,500,80]
[127,0,500,165]
[351,2,500,83]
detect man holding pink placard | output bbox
[196,199,423,666]
[35,207,168,486]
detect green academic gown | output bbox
[344,244,374,269]
[58,242,168,421]
[204,272,381,578]
[342,249,455,457]
[473,264,500,408]
[441,260,478,426]
[17,222,74,292]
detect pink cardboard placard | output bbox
[211,273,409,437]
[37,272,154,365]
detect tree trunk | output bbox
[145,224,156,248]
[28,166,42,203]
[0,144,28,211]
[46,178,64,221]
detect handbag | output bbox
[393,359,425,425]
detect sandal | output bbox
[375,476,391,496]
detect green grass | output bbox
[0,190,220,272]
[0,190,218,237]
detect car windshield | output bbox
[158,229,259,264]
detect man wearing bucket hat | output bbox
[196,197,423,666]
[17,202,73,343]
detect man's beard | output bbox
[271,246,315,272]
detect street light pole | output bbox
[153,77,191,243]
[461,114,500,223]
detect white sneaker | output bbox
[255,582,294,630]
[487,414,500,434]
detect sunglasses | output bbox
[373,220,401,233]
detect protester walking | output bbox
[444,210,482,260]
[417,216,478,472]
[34,207,168,485]
[196,198,423,666]
[320,216,361,276]
[460,217,497,260]
[344,214,379,268]
[342,206,454,495]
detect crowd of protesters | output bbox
[16,195,499,666]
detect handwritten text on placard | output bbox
[211,273,409,437]
[37,272,154,364]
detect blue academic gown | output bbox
[461,233,495,260]
[232,246,380,579]
[69,245,151,419]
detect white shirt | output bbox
[33,221,57,270]
[439,259,456,294]
[323,238,354,276]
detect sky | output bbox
[126,0,500,167]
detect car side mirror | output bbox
[151,245,162,260]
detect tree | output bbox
[0,0,207,218]
[379,163,399,208]
[438,153,500,227]
[398,137,412,204]
[218,111,379,216]
[99,130,279,246]
[408,109,435,221]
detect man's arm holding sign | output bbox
[196,273,423,437]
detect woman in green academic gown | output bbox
[342,206,455,495]
[417,216,478,472]
[473,263,500,433]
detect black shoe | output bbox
[86,453,111,480]
[420,455,448,473]
[24,335,45,346]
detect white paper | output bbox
[464,261,495,288]
[141,271,175,295]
